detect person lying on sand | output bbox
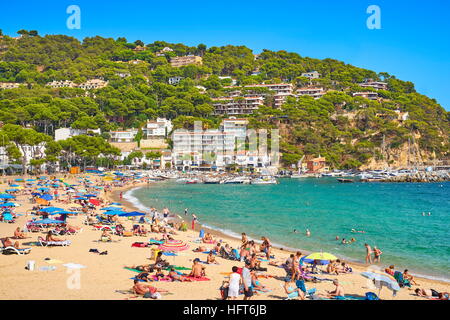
[135,272,153,282]
[126,264,153,272]
[14,227,27,239]
[189,258,206,277]
[132,280,168,296]
[415,288,449,299]
[193,246,208,252]
[168,268,193,282]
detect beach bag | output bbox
[365,292,379,300]
[219,285,229,300]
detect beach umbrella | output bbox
[36,198,49,205]
[26,179,36,182]
[158,240,189,252]
[361,271,400,296]
[10,184,20,187]
[39,194,53,201]
[38,187,49,191]
[100,206,123,211]
[110,202,122,205]
[6,189,19,192]
[89,198,101,206]
[102,210,123,215]
[118,211,145,217]
[0,194,15,199]
[83,194,97,198]
[31,218,64,225]
[0,202,16,207]
[303,252,338,265]
[15,178,24,182]
[39,207,65,213]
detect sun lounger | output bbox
[38,236,71,247]
[1,246,32,255]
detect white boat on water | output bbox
[251,176,278,184]
[224,176,251,184]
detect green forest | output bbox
[0,29,448,170]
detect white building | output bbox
[109,130,138,143]
[358,79,388,90]
[0,82,21,89]
[352,92,379,100]
[301,71,321,79]
[221,118,249,138]
[213,96,265,115]
[296,87,326,99]
[168,76,183,85]
[78,79,108,90]
[54,128,101,141]
[46,80,77,88]
[144,118,173,138]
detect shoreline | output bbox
[114,183,450,286]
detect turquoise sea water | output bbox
[128,178,450,281]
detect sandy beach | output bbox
[0,173,449,300]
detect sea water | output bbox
[128,178,450,282]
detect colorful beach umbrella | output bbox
[361,271,400,295]
[303,252,338,265]
[158,240,189,252]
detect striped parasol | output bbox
[158,240,189,252]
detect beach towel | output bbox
[132,242,148,248]
[149,239,164,245]
[63,263,86,269]
[162,252,177,256]
[184,276,210,281]
[45,259,64,264]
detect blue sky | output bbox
[1,0,449,110]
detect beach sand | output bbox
[0,173,449,300]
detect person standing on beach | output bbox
[241,260,253,300]
[373,246,382,263]
[364,243,373,264]
[191,214,197,230]
[184,208,188,216]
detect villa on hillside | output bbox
[301,71,321,79]
[358,79,388,90]
[212,96,265,115]
[352,91,379,100]
[54,128,101,141]
[296,87,326,99]
[0,82,21,89]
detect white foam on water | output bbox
[123,187,149,213]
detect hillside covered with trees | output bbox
[0,29,448,170]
